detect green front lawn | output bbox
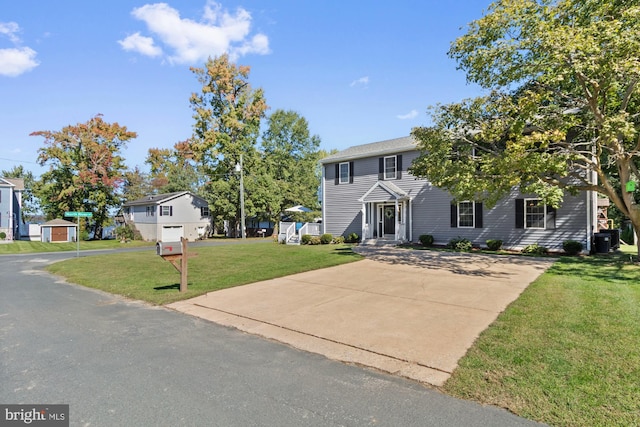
[0,239,153,254]
[443,245,640,427]
[46,242,362,305]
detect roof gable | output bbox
[42,219,78,227]
[0,177,24,189]
[358,181,410,203]
[123,191,200,207]
[320,136,417,164]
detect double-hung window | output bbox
[339,162,350,184]
[160,206,172,216]
[457,201,475,228]
[515,198,555,229]
[525,199,545,229]
[378,155,402,180]
[451,201,483,228]
[384,156,397,180]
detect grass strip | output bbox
[443,247,640,427]
[0,239,153,254]
[46,242,361,305]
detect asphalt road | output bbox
[0,248,545,426]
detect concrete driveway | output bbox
[168,246,554,386]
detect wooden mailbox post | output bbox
[156,237,192,292]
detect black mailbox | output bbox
[156,241,182,256]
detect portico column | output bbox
[361,203,366,240]
[394,199,399,240]
[408,199,413,242]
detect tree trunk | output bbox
[93,223,103,241]
[626,207,640,262]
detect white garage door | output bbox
[161,226,183,242]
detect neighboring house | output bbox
[320,136,598,252]
[40,219,77,243]
[0,177,24,241]
[122,191,211,242]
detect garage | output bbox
[40,219,77,243]
[161,225,183,242]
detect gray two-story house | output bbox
[320,136,597,252]
[0,177,24,241]
[122,191,211,242]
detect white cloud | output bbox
[397,110,418,120]
[118,32,163,57]
[0,21,39,77]
[0,22,21,43]
[119,1,270,64]
[0,47,39,77]
[350,76,369,87]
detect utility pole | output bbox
[239,154,246,239]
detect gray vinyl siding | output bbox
[324,148,590,250]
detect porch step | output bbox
[287,236,300,245]
[362,239,401,247]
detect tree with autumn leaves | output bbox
[187,54,321,234]
[32,115,136,239]
[188,54,267,235]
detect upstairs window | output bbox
[378,155,402,180]
[146,206,155,216]
[339,162,350,184]
[384,156,397,180]
[334,162,353,184]
[201,206,210,217]
[160,205,173,216]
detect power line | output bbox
[0,156,40,165]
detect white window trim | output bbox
[339,162,350,184]
[457,201,475,228]
[161,205,172,216]
[525,198,546,229]
[384,156,397,180]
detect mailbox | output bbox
[156,241,182,256]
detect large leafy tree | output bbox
[32,115,136,238]
[189,54,268,234]
[409,0,640,256]
[261,109,322,219]
[1,165,39,223]
[121,166,152,203]
[146,140,203,194]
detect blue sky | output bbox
[1,1,491,177]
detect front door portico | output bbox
[359,181,411,242]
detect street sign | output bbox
[64,211,93,218]
[64,212,92,257]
